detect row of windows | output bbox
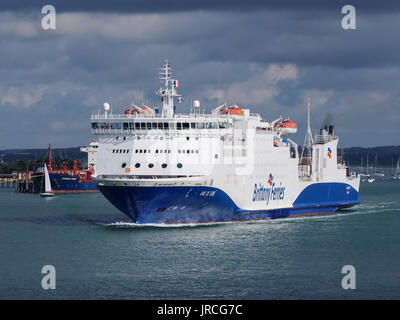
[134,149,199,154]
[123,162,183,169]
[92,121,232,130]
[113,149,129,154]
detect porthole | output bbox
[161,163,167,169]
[122,163,127,168]
[148,163,154,168]
[135,163,140,168]
[177,163,183,168]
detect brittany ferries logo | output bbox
[327,147,332,159]
[253,173,286,205]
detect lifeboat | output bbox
[221,105,244,115]
[124,109,132,115]
[276,120,297,134]
[229,107,244,115]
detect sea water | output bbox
[0,179,399,299]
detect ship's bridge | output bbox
[91,114,234,135]
[90,112,262,136]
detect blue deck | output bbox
[98,182,359,224]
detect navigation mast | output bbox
[156,60,182,117]
[300,97,313,166]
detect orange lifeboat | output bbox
[228,107,244,115]
[124,109,132,115]
[278,120,297,134]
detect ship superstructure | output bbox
[91,61,360,224]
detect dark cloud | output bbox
[0,3,399,149]
[1,1,400,14]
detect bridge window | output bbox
[129,122,135,130]
[182,122,189,130]
[140,123,146,130]
[197,122,205,129]
[177,122,182,130]
[152,123,157,129]
[191,123,196,129]
[158,123,163,129]
[91,122,99,129]
[147,123,151,130]
[163,122,169,130]
[206,122,218,129]
[135,123,140,130]
[110,122,122,129]
[123,122,129,130]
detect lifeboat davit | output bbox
[141,105,154,114]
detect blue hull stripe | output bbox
[98,182,359,224]
[49,173,97,192]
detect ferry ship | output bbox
[91,61,360,224]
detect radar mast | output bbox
[156,60,182,117]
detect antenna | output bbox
[300,97,313,167]
[156,60,182,117]
[218,70,221,107]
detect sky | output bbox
[1,0,400,149]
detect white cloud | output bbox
[0,85,48,108]
[300,89,333,109]
[0,12,40,38]
[83,93,98,107]
[204,64,298,106]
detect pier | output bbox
[0,173,43,193]
[0,175,16,189]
